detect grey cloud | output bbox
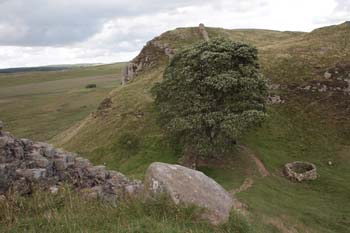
[0,0,208,46]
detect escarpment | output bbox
[122,23,210,84]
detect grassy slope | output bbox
[52,22,350,232]
[0,63,125,141]
[2,23,349,232]
[1,187,259,233]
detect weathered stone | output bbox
[35,157,50,168]
[49,186,59,194]
[0,120,3,132]
[12,178,31,195]
[284,161,317,182]
[87,166,108,180]
[198,23,210,41]
[0,124,143,205]
[54,157,68,171]
[75,157,92,169]
[124,181,144,199]
[323,71,332,79]
[144,162,233,225]
[0,163,17,193]
[16,168,46,180]
[268,95,284,104]
[81,186,103,199]
[268,84,281,90]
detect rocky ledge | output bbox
[0,121,143,203]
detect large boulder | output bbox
[144,162,233,225]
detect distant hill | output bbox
[0,63,104,74]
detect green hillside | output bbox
[0,63,125,141]
[1,22,349,232]
[50,22,350,232]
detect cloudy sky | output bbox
[0,0,348,68]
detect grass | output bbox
[1,23,350,232]
[0,63,125,141]
[0,187,258,233]
[238,99,350,233]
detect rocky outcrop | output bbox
[198,23,210,41]
[284,161,317,182]
[122,39,175,85]
[0,123,143,202]
[122,23,210,85]
[144,162,233,225]
[269,63,350,95]
[268,95,285,104]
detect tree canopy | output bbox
[152,38,268,156]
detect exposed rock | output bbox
[268,84,281,90]
[198,23,210,42]
[144,162,233,225]
[122,39,175,85]
[284,161,317,182]
[0,123,142,205]
[0,120,3,133]
[324,71,332,79]
[268,95,285,104]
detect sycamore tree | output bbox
[152,38,268,159]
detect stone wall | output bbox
[0,121,143,203]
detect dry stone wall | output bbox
[0,121,143,203]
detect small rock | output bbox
[304,85,311,91]
[328,161,332,166]
[49,186,59,194]
[324,71,332,79]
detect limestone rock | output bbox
[324,71,332,79]
[198,23,210,41]
[144,162,233,225]
[268,95,285,104]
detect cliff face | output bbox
[122,24,211,84]
[122,37,175,84]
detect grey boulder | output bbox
[144,162,233,225]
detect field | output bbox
[0,63,125,141]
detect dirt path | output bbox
[240,145,270,177]
[230,145,270,214]
[232,178,254,194]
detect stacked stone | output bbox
[0,122,143,202]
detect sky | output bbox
[0,0,348,68]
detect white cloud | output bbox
[0,0,348,68]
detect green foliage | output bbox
[152,38,268,156]
[85,83,97,88]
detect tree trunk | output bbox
[179,147,198,170]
